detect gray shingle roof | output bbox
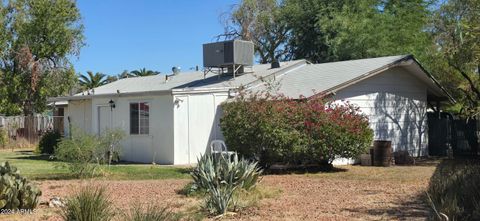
[75,60,306,97]
[256,55,409,98]
[53,54,452,102]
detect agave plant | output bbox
[0,161,42,209]
[190,153,262,215]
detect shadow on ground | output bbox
[344,192,430,220]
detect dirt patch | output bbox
[1,165,434,221]
[235,175,429,221]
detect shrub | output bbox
[220,92,373,167]
[99,128,125,165]
[0,161,42,209]
[55,128,125,178]
[125,203,180,221]
[426,159,480,220]
[55,129,103,178]
[60,186,114,221]
[38,130,61,154]
[190,154,262,215]
[0,128,7,148]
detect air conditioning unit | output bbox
[203,40,254,68]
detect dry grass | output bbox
[0,161,438,221]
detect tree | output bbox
[282,0,434,63]
[0,0,84,116]
[221,0,290,63]
[105,75,118,83]
[79,71,107,90]
[320,0,434,62]
[130,68,160,77]
[430,0,480,117]
[118,70,131,79]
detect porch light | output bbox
[108,99,116,111]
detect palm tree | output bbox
[79,71,107,90]
[105,75,118,83]
[118,70,132,79]
[130,68,160,77]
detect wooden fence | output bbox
[0,115,64,148]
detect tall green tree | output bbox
[282,0,434,63]
[130,68,159,77]
[319,0,434,62]
[430,0,480,117]
[221,0,290,63]
[79,71,107,90]
[0,0,84,116]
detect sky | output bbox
[73,0,238,76]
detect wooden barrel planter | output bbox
[373,140,392,167]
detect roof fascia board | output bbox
[48,90,171,102]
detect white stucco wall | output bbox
[173,92,229,164]
[334,67,428,157]
[66,95,175,164]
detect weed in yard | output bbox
[124,203,181,221]
[60,185,115,221]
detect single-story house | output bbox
[51,50,453,165]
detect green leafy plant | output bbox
[190,154,262,215]
[38,130,62,154]
[55,128,102,178]
[125,203,180,221]
[60,185,114,221]
[99,128,125,165]
[55,128,125,178]
[0,161,42,209]
[220,92,373,167]
[426,159,480,220]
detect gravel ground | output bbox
[1,167,432,221]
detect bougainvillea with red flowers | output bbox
[220,92,373,167]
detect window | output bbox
[130,102,149,134]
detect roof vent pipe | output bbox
[271,60,280,69]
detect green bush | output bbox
[190,154,262,215]
[38,130,61,154]
[55,129,103,178]
[125,203,180,221]
[0,128,7,148]
[0,161,42,209]
[60,186,114,221]
[55,128,125,178]
[220,92,373,167]
[427,159,480,220]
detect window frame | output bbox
[129,101,150,135]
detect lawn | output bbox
[0,149,191,180]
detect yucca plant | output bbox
[125,203,179,221]
[190,153,263,215]
[60,186,114,221]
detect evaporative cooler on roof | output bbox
[202,40,254,77]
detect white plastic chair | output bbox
[210,140,236,158]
